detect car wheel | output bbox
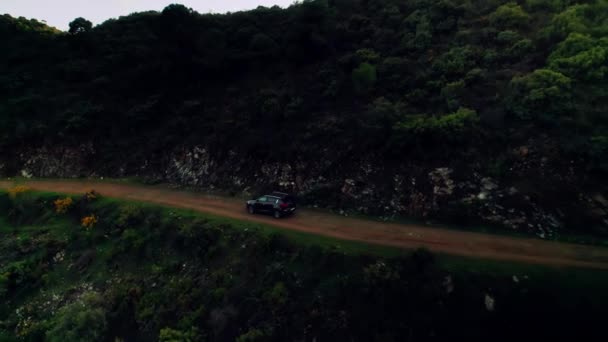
[248,206,255,214]
[273,210,281,219]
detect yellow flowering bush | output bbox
[8,185,30,198]
[54,197,74,214]
[81,215,98,229]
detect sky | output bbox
[0,0,295,30]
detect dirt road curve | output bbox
[2,179,608,269]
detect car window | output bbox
[258,196,267,202]
[275,199,280,204]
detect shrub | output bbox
[441,80,466,111]
[394,107,480,139]
[352,62,377,94]
[54,197,73,214]
[120,228,148,252]
[116,205,144,228]
[84,190,98,201]
[0,272,8,298]
[264,282,288,308]
[355,48,380,63]
[507,39,534,57]
[81,214,99,229]
[46,292,107,342]
[548,33,608,81]
[7,185,30,198]
[496,30,520,44]
[159,327,199,342]
[526,0,568,12]
[433,46,476,76]
[236,328,269,342]
[507,68,572,122]
[489,2,530,29]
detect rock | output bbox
[429,168,455,197]
[518,146,529,157]
[73,250,96,272]
[481,177,498,191]
[443,276,454,294]
[484,294,495,312]
[593,194,608,208]
[20,169,33,178]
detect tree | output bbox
[489,3,530,29]
[548,33,608,81]
[68,17,92,34]
[161,4,193,17]
[507,69,572,122]
[433,46,476,76]
[441,80,466,111]
[249,33,279,57]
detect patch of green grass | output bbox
[439,253,608,302]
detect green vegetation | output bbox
[0,0,607,172]
[1,189,607,340]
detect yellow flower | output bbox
[54,197,74,214]
[81,215,98,229]
[8,185,30,198]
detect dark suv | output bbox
[246,192,296,218]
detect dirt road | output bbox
[2,179,608,269]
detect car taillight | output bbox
[280,203,289,209]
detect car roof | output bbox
[265,192,293,199]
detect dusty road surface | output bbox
[2,179,608,269]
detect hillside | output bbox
[1,189,608,341]
[1,0,608,238]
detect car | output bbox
[246,192,297,218]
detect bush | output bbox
[54,197,73,214]
[0,272,8,298]
[352,62,377,94]
[355,48,380,63]
[433,46,476,76]
[7,186,30,198]
[116,205,144,228]
[159,327,199,342]
[507,38,534,57]
[440,80,466,111]
[393,107,480,142]
[525,0,568,12]
[496,30,520,44]
[81,214,98,229]
[264,282,288,308]
[489,2,530,29]
[236,328,269,342]
[507,68,572,122]
[46,292,107,342]
[548,33,608,81]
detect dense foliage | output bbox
[0,189,607,341]
[0,0,607,173]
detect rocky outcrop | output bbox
[5,142,607,238]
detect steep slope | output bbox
[1,0,607,238]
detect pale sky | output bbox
[0,0,295,30]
